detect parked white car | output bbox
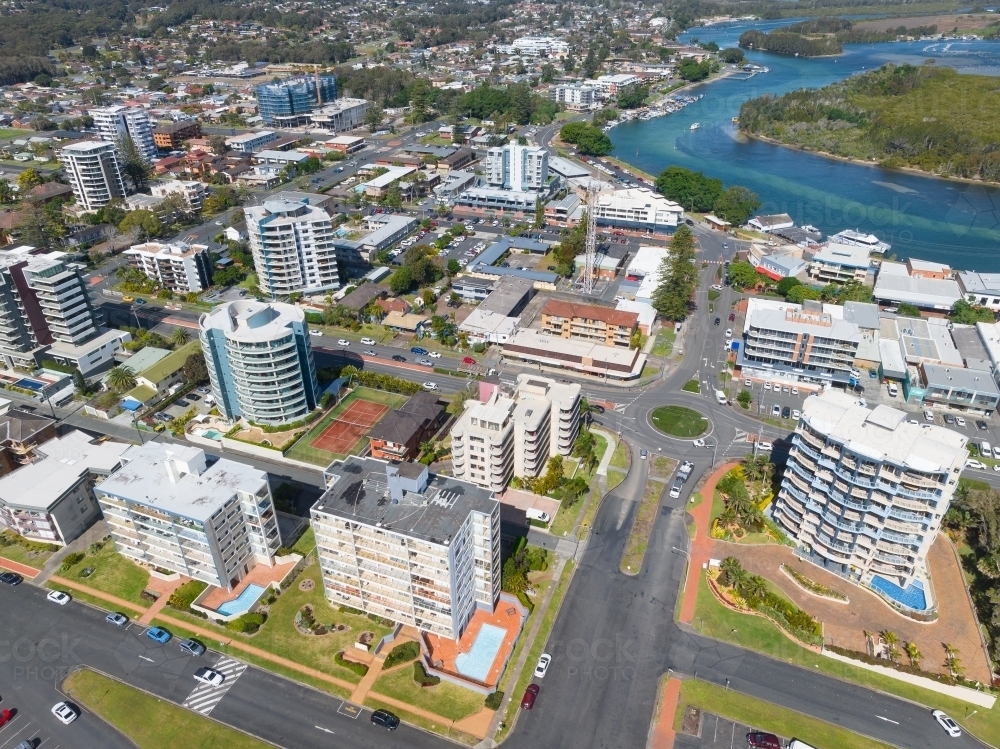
[966,459,987,470]
[47,590,71,605]
[51,702,78,725]
[422,382,438,391]
[193,667,225,686]
[534,653,551,678]
[933,710,961,738]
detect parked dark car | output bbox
[728,313,735,322]
[175,399,190,408]
[521,684,540,710]
[781,406,791,419]
[0,571,22,586]
[747,731,781,749]
[371,709,399,730]
[714,317,720,325]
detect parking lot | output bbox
[675,709,784,749]
[152,386,214,424]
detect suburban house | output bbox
[367,392,446,461]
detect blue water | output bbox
[612,18,1000,270]
[870,575,928,610]
[455,623,506,682]
[202,429,223,440]
[14,379,43,391]
[216,583,266,617]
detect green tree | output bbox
[106,365,137,393]
[16,168,42,192]
[727,260,758,290]
[785,284,823,303]
[384,183,403,210]
[712,185,761,226]
[116,133,151,190]
[776,276,802,296]
[616,84,649,109]
[951,299,995,325]
[169,328,190,348]
[0,180,13,205]
[655,166,723,212]
[119,209,162,240]
[183,352,208,383]
[650,226,697,321]
[896,303,921,318]
[364,105,385,132]
[389,265,413,295]
[446,258,461,275]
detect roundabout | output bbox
[649,405,710,439]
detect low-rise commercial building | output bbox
[312,457,500,639]
[756,253,808,281]
[502,328,648,380]
[325,135,365,154]
[0,430,129,546]
[97,443,282,590]
[124,241,213,294]
[591,188,683,232]
[958,271,1000,311]
[874,261,962,311]
[226,130,277,154]
[540,299,638,347]
[308,98,369,131]
[809,243,873,284]
[775,389,966,592]
[918,363,1000,413]
[747,214,794,233]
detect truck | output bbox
[526,508,550,524]
[677,461,694,483]
[715,389,728,405]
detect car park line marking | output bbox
[181,657,247,715]
[315,725,336,734]
[337,703,361,718]
[876,715,899,724]
[0,724,31,748]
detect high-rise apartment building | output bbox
[450,375,581,491]
[312,457,501,639]
[91,105,157,163]
[485,141,549,192]
[149,180,206,212]
[200,300,320,425]
[244,199,339,296]
[124,241,213,294]
[552,84,597,110]
[59,141,126,212]
[255,75,337,126]
[96,443,282,590]
[775,389,966,591]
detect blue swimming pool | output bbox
[14,378,43,391]
[870,576,928,611]
[216,583,266,617]
[455,623,506,682]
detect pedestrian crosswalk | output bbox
[182,657,247,715]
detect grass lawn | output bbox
[682,379,701,393]
[690,570,1000,747]
[607,470,625,490]
[54,542,151,607]
[289,525,316,556]
[675,679,896,749]
[496,560,574,742]
[64,669,272,749]
[621,479,668,574]
[650,406,708,438]
[0,128,32,140]
[650,329,676,358]
[649,455,677,480]
[369,664,484,721]
[283,386,409,465]
[640,364,660,379]
[610,440,630,470]
[550,433,608,538]
[708,289,720,301]
[0,533,56,569]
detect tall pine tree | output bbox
[651,226,697,321]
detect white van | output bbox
[526,508,550,523]
[715,390,728,405]
[981,441,992,457]
[788,741,818,749]
[887,383,898,397]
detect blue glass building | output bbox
[255,75,337,125]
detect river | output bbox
[609,17,1000,270]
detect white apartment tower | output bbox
[485,141,549,192]
[553,84,597,110]
[59,141,126,212]
[775,390,967,593]
[124,241,213,294]
[150,180,206,212]
[450,375,581,491]
[244,199,340,296]
[91,105,158,162]
[312,458,501,639]
[96,443,283,590]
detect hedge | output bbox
[60,552,86,571]
[413,660,440,686]
[226,612,266,634]
[168,580,209,611]
[0,530,58,553]
[484,690,504,710]
[335,651,370,677]
[383,640,420,669]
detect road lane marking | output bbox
[876,716,899,724]
[315,725,336,734]
[137,655,155,662]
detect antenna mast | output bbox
[582,179,599,295]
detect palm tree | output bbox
[720,556,742,586]
[742,574,769,604]
[106,365,137,393]
[880,630,899,662]
[905,642,922,669]
[727,567,749,594]
[170,328,190,348]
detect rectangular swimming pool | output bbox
[14,378,44,391]
[870,575,927,611]
[455,623,506,682]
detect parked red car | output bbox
[463,356,477,365]
[746,731,781,749]
[520,684,539,710]
[0,709,14,728]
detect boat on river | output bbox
[690,123,700,131]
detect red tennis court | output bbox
[310,399,390,455]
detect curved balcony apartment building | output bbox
[245,199,339,297]
[200,300,319,426]
[774,389,967,590]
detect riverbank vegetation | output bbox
[784,17,938,43]
[739,63,1000,182]
[654,166,761,225]
[738,29,843,56]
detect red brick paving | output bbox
[651,677,681,749]
[0,556,39,578]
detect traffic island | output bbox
[650,405,709,438]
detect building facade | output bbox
[312,457,501,640]
[774,390,966,592]
[485,141,549,192]
[150,180,206,212]
[553,84,597,110]
[255,76,337,126]
[200,300,320,425]
[91,105,157,163]
[60,141,126,212]
[450,375,581,491]
[245,198,340,296]
[124,241,213,294]
[226,130,278,154]
[539,299,638,347]
[96,443,282,590]
[591,188,683,231]
[152,120,202,150]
